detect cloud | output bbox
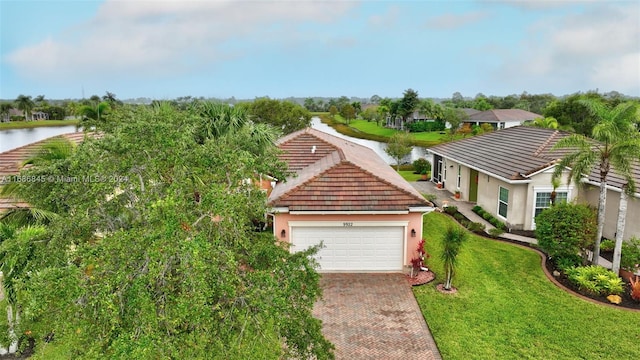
[5,0,357,81]
[497,3,640,95]
[424,10,489,30]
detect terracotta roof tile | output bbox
[269,128,431,211]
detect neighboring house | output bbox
[268,128,434,271]
[32,111,49,120]
[427,126,640,241]
[466,109,542,130]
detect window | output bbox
[534,191,568,217]
[498,187,509,218]
[457,165,461,188]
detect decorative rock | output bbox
[606,295,622,304]
[552,270,561,277]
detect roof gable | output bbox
[269,128,430,211]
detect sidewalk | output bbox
[411,180,614,269]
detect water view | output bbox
[310,117,428,165]
[0,125,78,153]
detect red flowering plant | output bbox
[410,238,430,278]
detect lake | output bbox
[310,117,428,165]
[0,125,79,153]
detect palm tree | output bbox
[530,116,559,129]
[79,101,110,128]
[14,94,35,121]
[0,103,12,122]
[441,226,468,290]
[552,100,640,267]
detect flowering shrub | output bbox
[410,238,430,277]
[630,276,640,302]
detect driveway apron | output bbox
[313,273,441,360]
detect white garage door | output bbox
[291,226,404,271]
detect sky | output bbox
[1,0,639,101]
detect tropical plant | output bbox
[385,132,413,171]
[599,239,615,252]
[552,99,640,268]
[535,203,597,268]
[620,237,640,272]
[14,95,35,121]
[630,276,640,302]
[78,101,110,128]
[564,265,624,296]
[441,226,468,290]
[529,116,559,129]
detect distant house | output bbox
[32,111,49,120]
[427,126,640,241]
[268,128,434,271]
[465,109,542,130]
[1,109,48,121]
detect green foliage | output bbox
[246,97,311,134]
[599,239,615,252]
[466,222,486,234]
[471,205,506,230]
[384,132,413,171]
[565,266,624,296]
[441,226,468,290]
[406,120,446,133]
[412,158,431,174]
[3,103,334,359]
[487,227,505,237]
[555,256,582,271]
[423,193,437,203]
[443,206,458,216]
[535,203,596,263]
[472,205,482,213]
[620,237,640,272]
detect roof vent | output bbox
[311,145,316,154]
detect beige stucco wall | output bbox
[272,212,427,265]
[579,185,640,241]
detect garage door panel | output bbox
[291,226,403,271]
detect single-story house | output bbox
[427,126,640,241]
[268,128,434,272]
[466,109,542,130]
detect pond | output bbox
[0,125,79,153]
[310,117,428,165]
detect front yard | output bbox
[415,212,640,359]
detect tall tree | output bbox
[14,95,35,121]
[385,132,413,171]
[247,98,311,134]
[5,103,333,359]
[340,104,356,124]
[552,100,640,267]
[442,107,468,140]
[398,89,419,124]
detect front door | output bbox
[469,169,479,202]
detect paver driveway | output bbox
[313,273,441,360]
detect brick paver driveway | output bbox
[313,273,441,360]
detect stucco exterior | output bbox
[580,185,640,241]
[272,212,427,266]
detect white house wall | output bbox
[580,185,640,242]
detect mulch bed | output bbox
[406,270,435,286]
[545,258,640,311]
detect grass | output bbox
[399,170,423,182]
[417,212,640,360]
[319,114,461,147]
[0,119,79,130]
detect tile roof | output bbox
[429,126,640,191]
[429,126,571,181]
[468,109,542,123]
[269,128,431,211]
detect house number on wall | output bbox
[343,222,353,227]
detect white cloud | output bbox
[5,0,357,80]
[497,3,640,95]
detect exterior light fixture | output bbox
[280,229,286,238]
[411,229,417,238]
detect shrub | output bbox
[423,193,437,203]
[482,212,492,221]
[412,158,431,175]
[565,266,624,296]
[535,203,596,263]
[620,237,640,272]
[600,239,615,252]
[467,222,486,233]
[444,206,458,215]
[554,255,583,271]
[488,227,504,237]
[472,205,482,213]
[407,120,446,133]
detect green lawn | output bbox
[0,119,79,130]
[322,115,460,147]
[416,212,640,360]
